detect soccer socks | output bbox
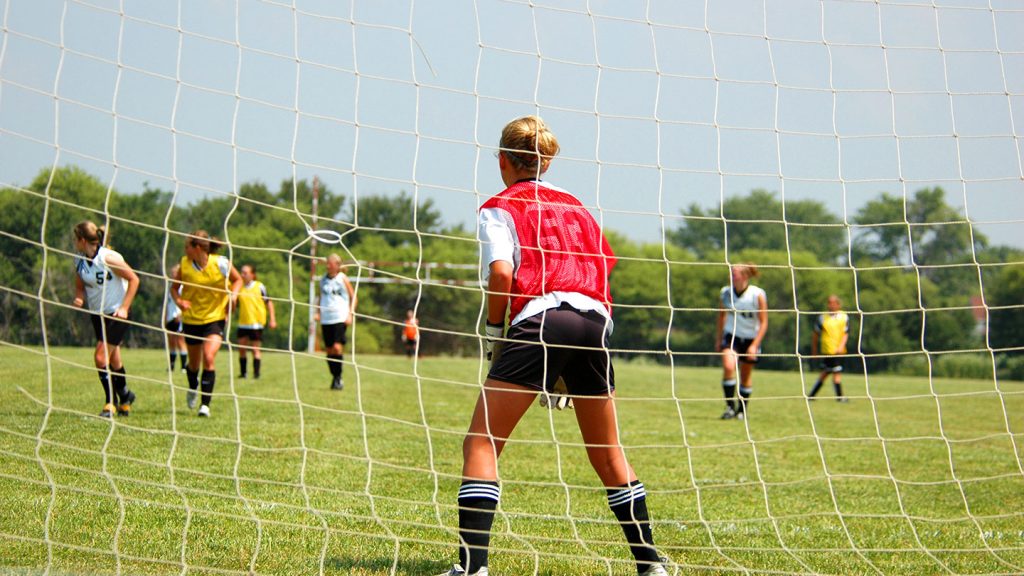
[239,356,248,378]
[738,386,752,414]
[111,366,129,402]
[253,358,261,379]
[97,367,113,404]
[327,354,343,378]
[457,481,499,574]
[808,378,824,398]
[607,480,661,573]
[169,352,176,371]
[722,379,737,411]
[200,371,216,407]
[833,381,844,398]
[186,368,200,392]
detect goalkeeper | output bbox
[439,116,670,576]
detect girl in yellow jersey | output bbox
[808,294,850,402]
[236,264,276,379]
[171,231,243,417]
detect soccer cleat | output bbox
[640,559,673,576]
[720,407,737,420]
[99,403,115,418]
[331,377,344,391]
[186,389,198,410]
[837,397,849,403]
[437,565,488,576]
[736,411,745,421]
[117,390,136,416]
[198,405,210,418]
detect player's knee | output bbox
[463,433,497,462]
[587,448,629,486]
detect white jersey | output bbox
[76,246,128,315]
[720,284,766,340]
[165,285,181,323]
[319,273,351,325]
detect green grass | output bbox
[0,345,1022,575]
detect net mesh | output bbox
[1,1,1023,574]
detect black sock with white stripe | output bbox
[607,480,660,573]
[722,379,737,411]
[738,386,752,414]
[457,480,499,574]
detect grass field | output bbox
[0,344,1022,575]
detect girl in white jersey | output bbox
[165,264,188,372]
[72,221,140,418]
[315,253,356,390]
[715,263,768,420]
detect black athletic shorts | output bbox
[322,322,348,347]
[182,320,226,346]
[91,313,130,346]
[237,327,264,341]
[721,333,760,364]
[821,356,844,373]
[488,304,615,396]
[164,319,182,334]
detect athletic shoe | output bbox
[837,397,849,403]
[640,560,673,576]
[186,389,198,410]
[198,405,210,418]
[117,390,136,416]
[736,411,745,421]
[437,565,488,576]
[720,407,737,420]
[331,377,344,391]
[99,403,115,418]
[239,373,247,379]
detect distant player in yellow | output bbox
[171,231,243,417]
[808,294,850,402]
[236,264,276,379]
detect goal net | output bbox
[1,1,1022,574]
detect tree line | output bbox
[1,166,1021,380]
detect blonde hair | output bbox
[73,220,106,246]
[499,115,560,174]
[187,230,222,254]
[734,263,760,279]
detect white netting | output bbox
[1,1,1023,575]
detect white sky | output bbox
[1,0,1022,249]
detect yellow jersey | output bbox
[180,254,230,325]
[815,312,849,355]
[238,280,268,328]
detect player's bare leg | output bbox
[720,348,739,419]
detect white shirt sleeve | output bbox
[218,257,231,278]
[478,207,517,281]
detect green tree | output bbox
[853,187,988,271]
[670,189,846,264]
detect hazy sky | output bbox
[2,0,1022,249]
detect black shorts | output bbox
[237,327,264,341]
[721,333,760,364]
[182,320,226,346]
[90,313,130,346]
[821,356,844,373]
[164,319,182,334]
[322,322,348,347]
[488,305,615,396]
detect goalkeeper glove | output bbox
[485,322,504,362]
[539,377,573,410]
